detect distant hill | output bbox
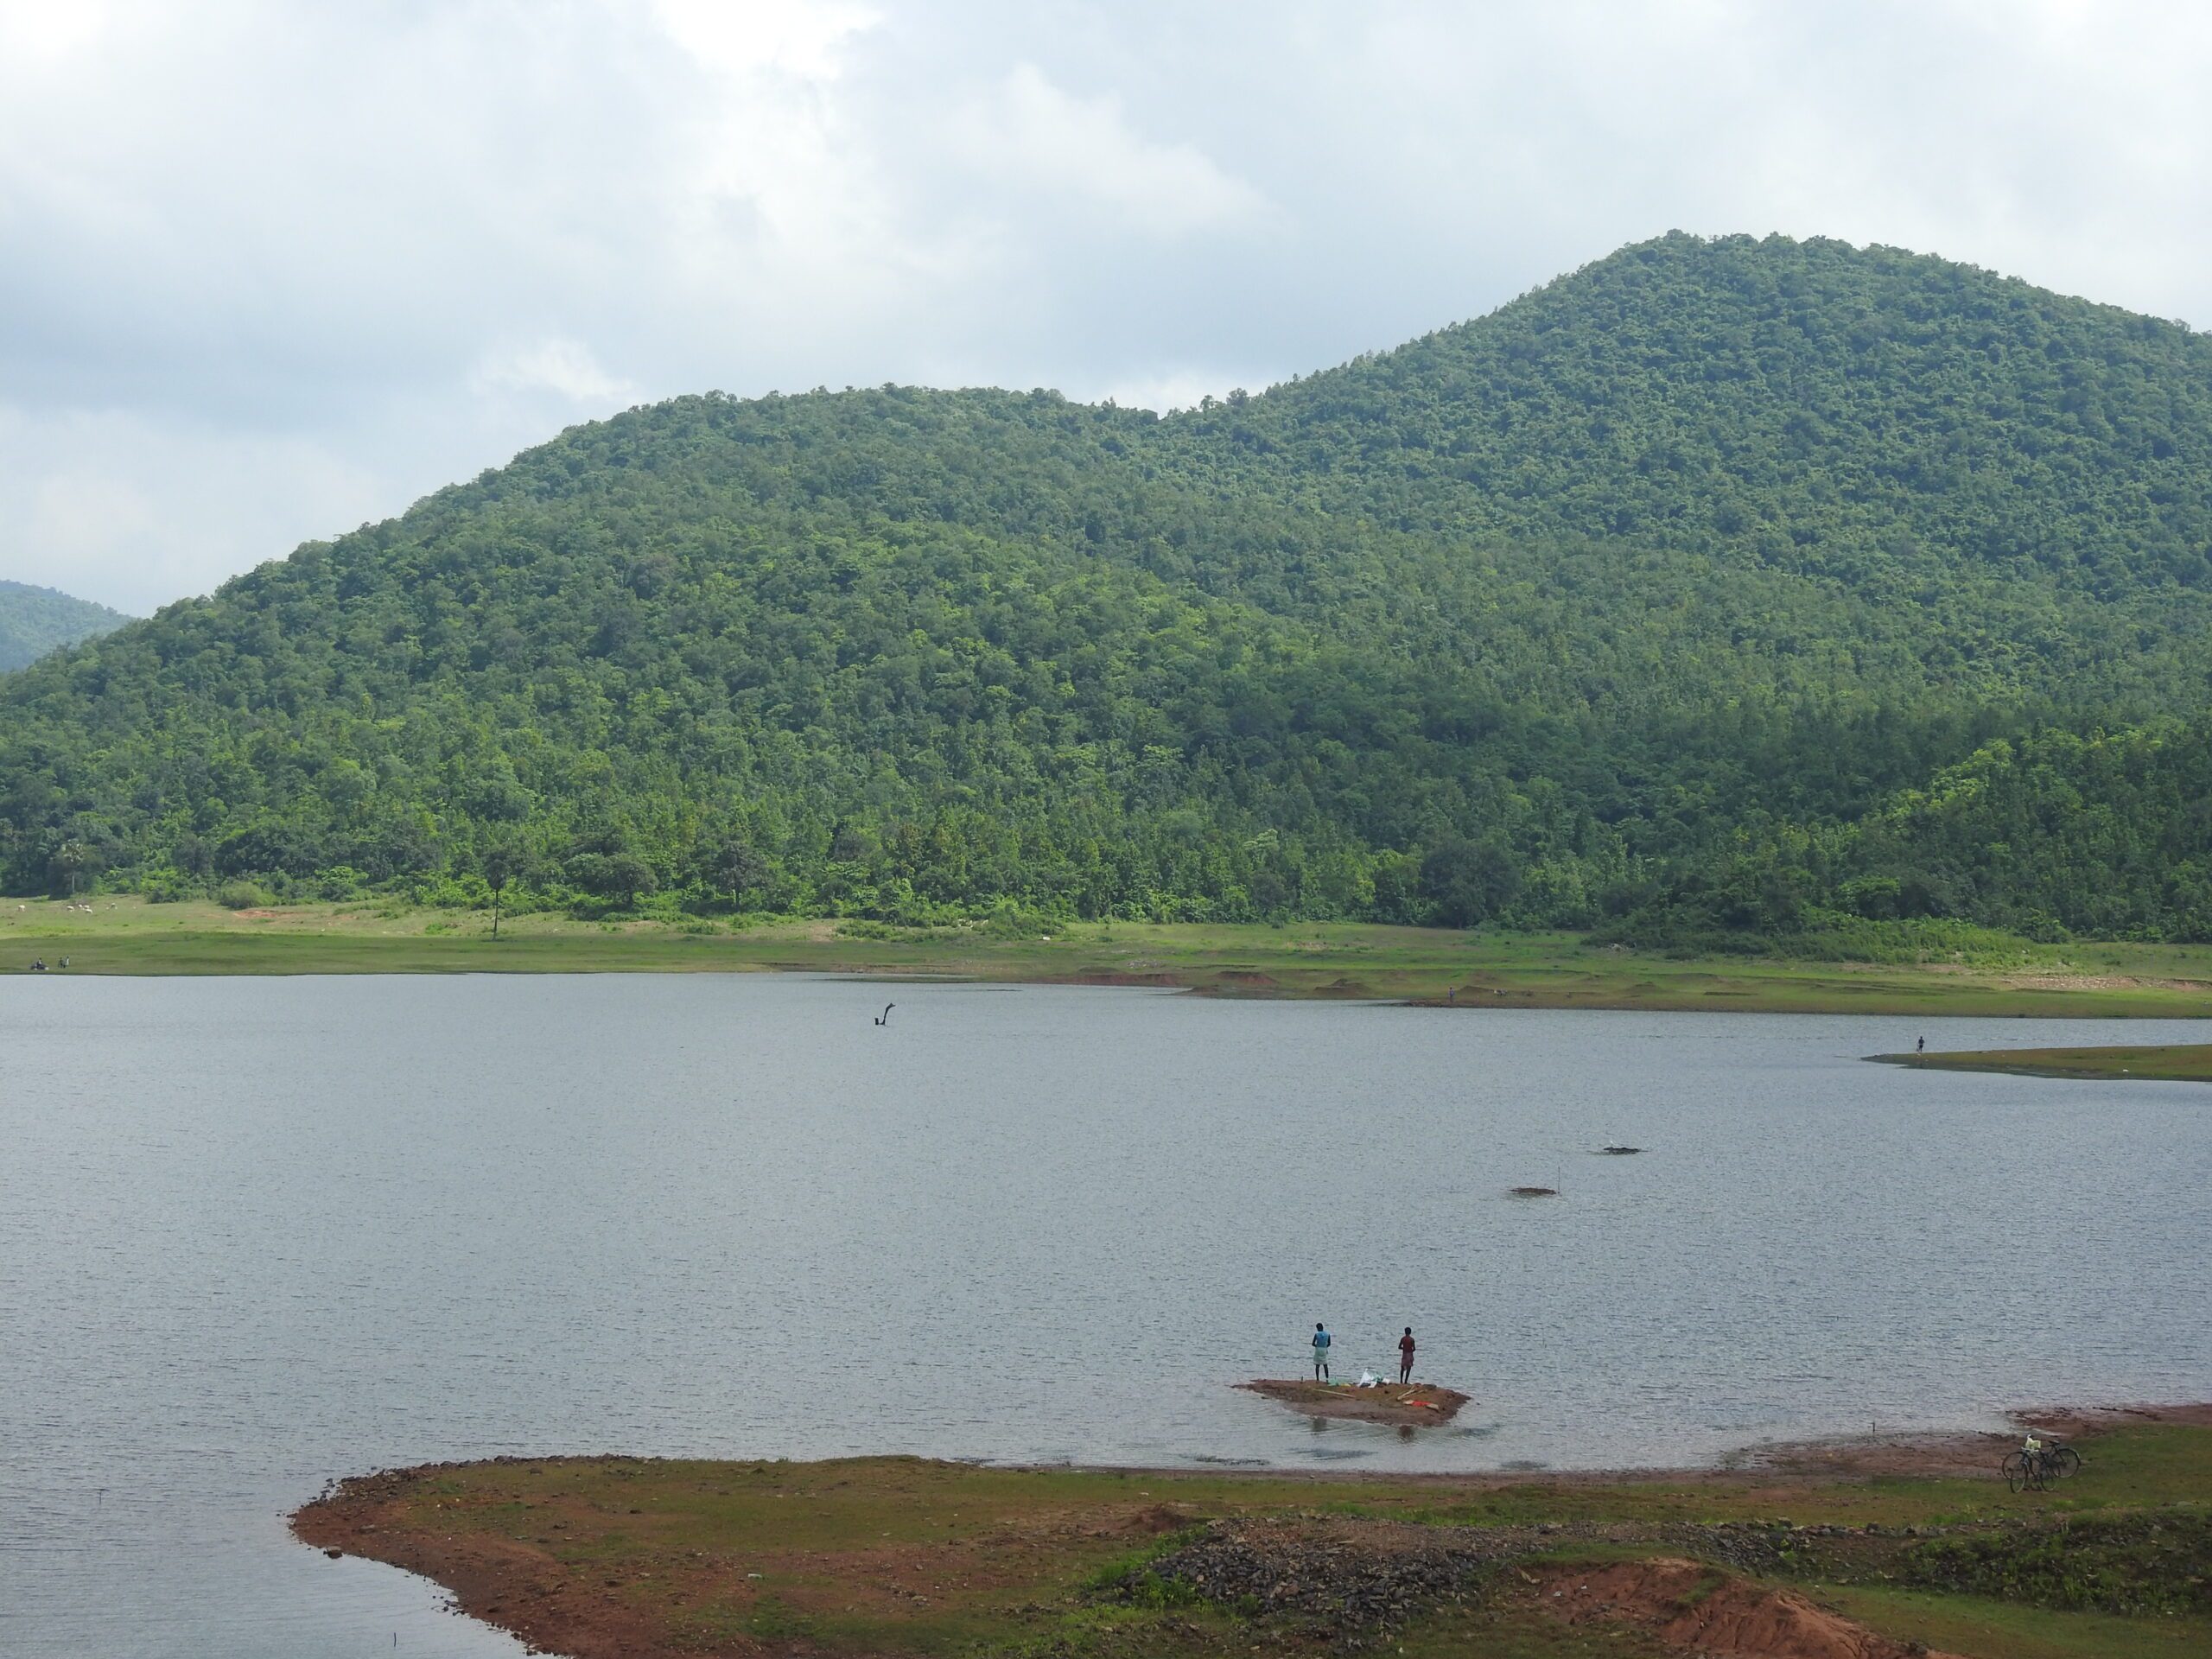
[4,232,2212,938]
[0,581,130,673]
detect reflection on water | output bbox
[3,974,2209,1656]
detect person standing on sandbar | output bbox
[1397,1326,1415,1385]
[1312,1322,1332,1381]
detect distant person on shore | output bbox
[1916,1035,1925,1053]
[1397,1327,1415,1384]
[1312,1323,1332,1381]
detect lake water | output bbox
[3,974,2209,1656]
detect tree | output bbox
[173,835,214,882]
[1370,851,1421,925]
[566,850,658,911]
[1419,836,1522,928]
[703,833,767,911]
[47,839,93,898]
[481,842,525,938]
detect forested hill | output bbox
[7,232,2212,941]
[0,581,130,672]
[1196,234,2212,597]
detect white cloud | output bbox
[472,339,641,405]
[28,469,157,578]
[0,404,386,612]
[647,0,880,79]
[3,1,2211,612]
[0,0,117,68]
[956,64,1268,237]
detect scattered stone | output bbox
[1107,1517,1503,1649]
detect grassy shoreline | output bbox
[1873,1043,2212,1081]
[11,897,2212,1016]
[291,1409,2212,1659]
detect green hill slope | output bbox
[0,581,130,673]
[1204,233,2212,594]
[5,232,2211,934]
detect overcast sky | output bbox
[4,0,2210,613]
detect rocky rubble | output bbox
[1103,1516,1516,1648]
[1104,1514,2011,1651]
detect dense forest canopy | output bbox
[0,581,130,673]
[5,232,2212,943]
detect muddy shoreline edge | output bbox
[290,1402,2212,1659]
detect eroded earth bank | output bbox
[292,1405,2212,1659]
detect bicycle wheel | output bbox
[2003,1450,2032,1492]
[2049,1445,2081,1480]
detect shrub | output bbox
[137,867,194,904]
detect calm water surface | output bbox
[3,974,2209,1656]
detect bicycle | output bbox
[2001,1434,2081,1492]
